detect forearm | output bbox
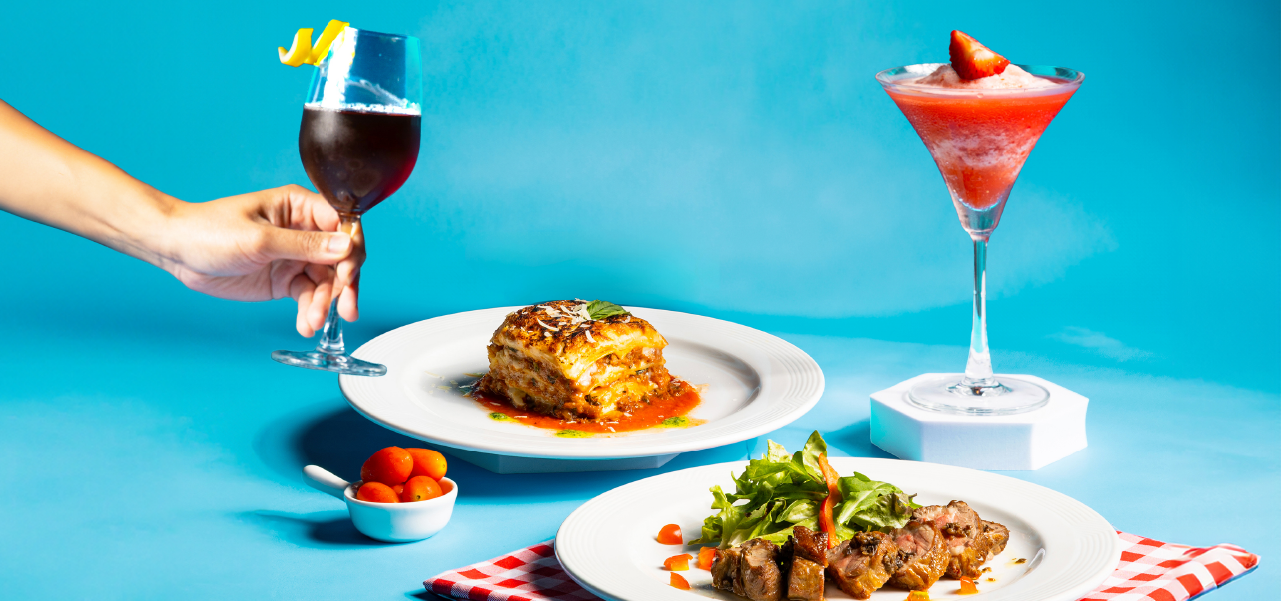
[0,99,182,268]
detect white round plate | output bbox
[339,307,823,459]
[557,457,1121,601]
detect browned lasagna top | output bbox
[479,300,674,421]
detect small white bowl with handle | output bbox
[303,464,457,542]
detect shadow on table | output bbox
[825,420,896,460]
[405,590,445,600]
[254,400,758,503]
[255,398,426,483]
[237,509,387,547]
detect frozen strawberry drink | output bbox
[877,34,1082,235]
[876,31,1084,414]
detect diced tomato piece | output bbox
[958,577,979,594]
[657,524,683,545]
[669,572,691,590]
[696,546,717,570]
[664,553,692,571]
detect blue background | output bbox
[1,1,1276,599]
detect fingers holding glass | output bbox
[289,269,320,337]
[338,272,360,322]
[334,220,365,298]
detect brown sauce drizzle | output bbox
[473,380,703,436]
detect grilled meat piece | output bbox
[979,520,1010,560]
[786,557,825,601]
[790,525,829,567]
[779,526,828,601]
[826,531,900,599]
[913,500,1003,579]
[741,538,784,601]
[710,538,783,601]
[886,519,949,590]
[711,546,743,594]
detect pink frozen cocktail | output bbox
[876,32,1084,414]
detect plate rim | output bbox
[555,457,1123,601]
[339,306,825,459]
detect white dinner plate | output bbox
[556,457,1121,601]
[340,307,823,459]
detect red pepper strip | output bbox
[816,453,842,548]
[818,495,837,547]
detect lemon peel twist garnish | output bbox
[278,28,314,66]
[278,20,349,67]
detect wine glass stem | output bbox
[317,216,358,356]
[317,297,345,355]
[963,236,997,387]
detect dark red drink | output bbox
[299,106,421,217]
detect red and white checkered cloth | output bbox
[1080,532,1258,601]
[425,532,1258,601]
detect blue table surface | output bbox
[2,1,1277,599]
[1,302,1276,600]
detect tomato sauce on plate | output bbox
[473,380,703,436]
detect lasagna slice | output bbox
[476,300,678,422]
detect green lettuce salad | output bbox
[691,431,918,548]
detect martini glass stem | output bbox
[962,237,997,388]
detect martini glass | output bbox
[876,64,1083,414]
[272,27,422,376]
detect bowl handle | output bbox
[303,465,351,500]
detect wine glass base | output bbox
[271,350,387,377]
[906,374,1049,415]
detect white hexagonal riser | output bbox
[870,374,1087,470]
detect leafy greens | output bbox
[690,431,918,548]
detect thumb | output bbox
[256,226,352,264]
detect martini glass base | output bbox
[907,374,1049,415]
[271,350,387,377]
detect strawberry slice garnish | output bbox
[949,30,1010,80]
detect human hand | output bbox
[160,185,365,337]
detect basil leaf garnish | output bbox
[586,300,629,320]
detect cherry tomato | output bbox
[657,524,683,545]
[663,554,692,571]
[958,577,979,595]
[406,448,448,481]
[669,573,690,590]
[392,484,404,496]
[356,481,399,503]
[401,475,444,502]
[360,447,413,486]
[696,546,717,570]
